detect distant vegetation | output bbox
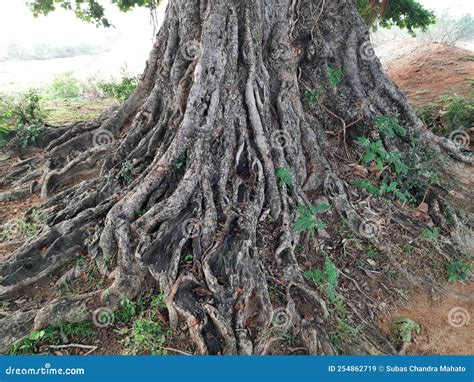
[0,41,106,62]
[0,70,138,147]
[422,13,474,45]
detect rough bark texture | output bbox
[0,0,472,355]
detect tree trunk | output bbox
[0,0,472,355]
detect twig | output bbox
[48,343,98,355]
[158,345,193,356]
[339,270,378,305]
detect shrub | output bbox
[448,259,472,283]
[49,72,82,99]
[417,95,474,136]
[0,90,45,148]
[422,13,474,45]
[97,75,139,101]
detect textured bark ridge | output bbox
[0,0,472,354]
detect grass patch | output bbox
[42,98,118,126]
[8,322,95,355]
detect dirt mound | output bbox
[386,43,474,107]
[379,284,473,355]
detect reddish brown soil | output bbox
[379,284,473,355]
[383,43,473,355]
[386,43,474,107]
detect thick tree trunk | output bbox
[0,0,472,354]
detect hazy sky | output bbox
[0,0,471,49]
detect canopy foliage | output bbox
[27,0,435,34]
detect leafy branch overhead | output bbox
[27,0,435,34]
[356,0,435,35]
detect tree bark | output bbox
[0,0,472,355]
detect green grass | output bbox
[42,98,118,126]
[417,94,474,136]
[0,210,44,242]
[115,293,172,355]
[8,322,95,355]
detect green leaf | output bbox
[328,68,343,87]
[363,150,376,164]
[29,330,45,341]
[275,167,293,187]
[386,181,399,193]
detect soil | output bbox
[385,42,474,107]
[379,284,473,355]
[380,42,473,356]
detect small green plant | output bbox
[352,179,411,202]
[116,292,172,355]
[373,115,407,138]
[0,90,45,148]
[305,257,339,302]
[150,292,166,310]
[304,91,320,107]
[328,68,343,88]
[421,227,439,244]
[116,160,136,185]
[0,99,15,144]
[15,124,44,149]
[367,247,382,260]
[98,74,138,101]
[120,319,171,355]
[275,167,293,187]
[390,317,420,345]
[329,318,359,349]
[447,259,472,283]
[294,203,330,235]
[353,118,419,203]
[116,297,137,323]
[8,322,95,355]
[417,95,474,136]
[0,213,43,242]
[49,72,82,99]
[356,137,408,175]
